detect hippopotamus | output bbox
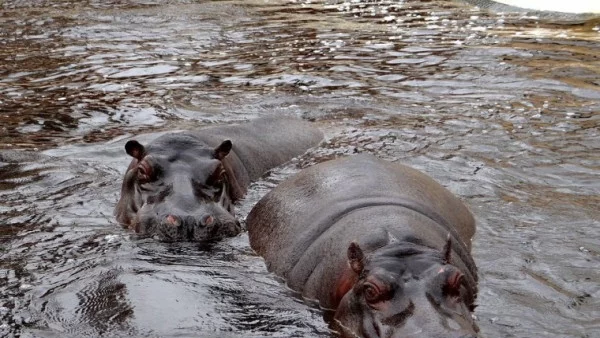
[247,154,479,338]
[115,117,323,242]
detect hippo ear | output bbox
[214,140,232,160]
[442,234,452,265]
[125,140,146,160]
[347,241,365,275]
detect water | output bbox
[1,1,599,337]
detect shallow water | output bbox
[1,1,599,337]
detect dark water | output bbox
[1,1,599,337]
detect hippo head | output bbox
[334,240,479,338]
[114,134,241,241]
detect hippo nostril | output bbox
[201,214,214,227]
[165,214,181,227]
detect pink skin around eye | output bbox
[334,268,358,305]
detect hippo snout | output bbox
[158,213,212,241]
[162,214,214,230]
[157,212,240,242]
[137,202,241,242]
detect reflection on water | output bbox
[1,0,599,337]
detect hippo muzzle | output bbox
[136,194,241,242]
[333,242,479,338]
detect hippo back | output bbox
[247,154,476,308]
[196,117,323,181]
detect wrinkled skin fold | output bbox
[247,154,480,337]
[115,117,323,242]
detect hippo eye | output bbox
[363,282,383,304]
[137,161,153,183]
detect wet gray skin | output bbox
[246,155,481,338]
[116,135,240,242]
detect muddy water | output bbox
[1,0,599,337]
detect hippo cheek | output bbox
[134,204,159,235]
[334,312,382,338]
[221,217,242,237]
[333,293,375,338]
[215,221,241,239]
[121,193,143,226]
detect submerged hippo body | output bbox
[115,117,322,242]
[247,154,479,338]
